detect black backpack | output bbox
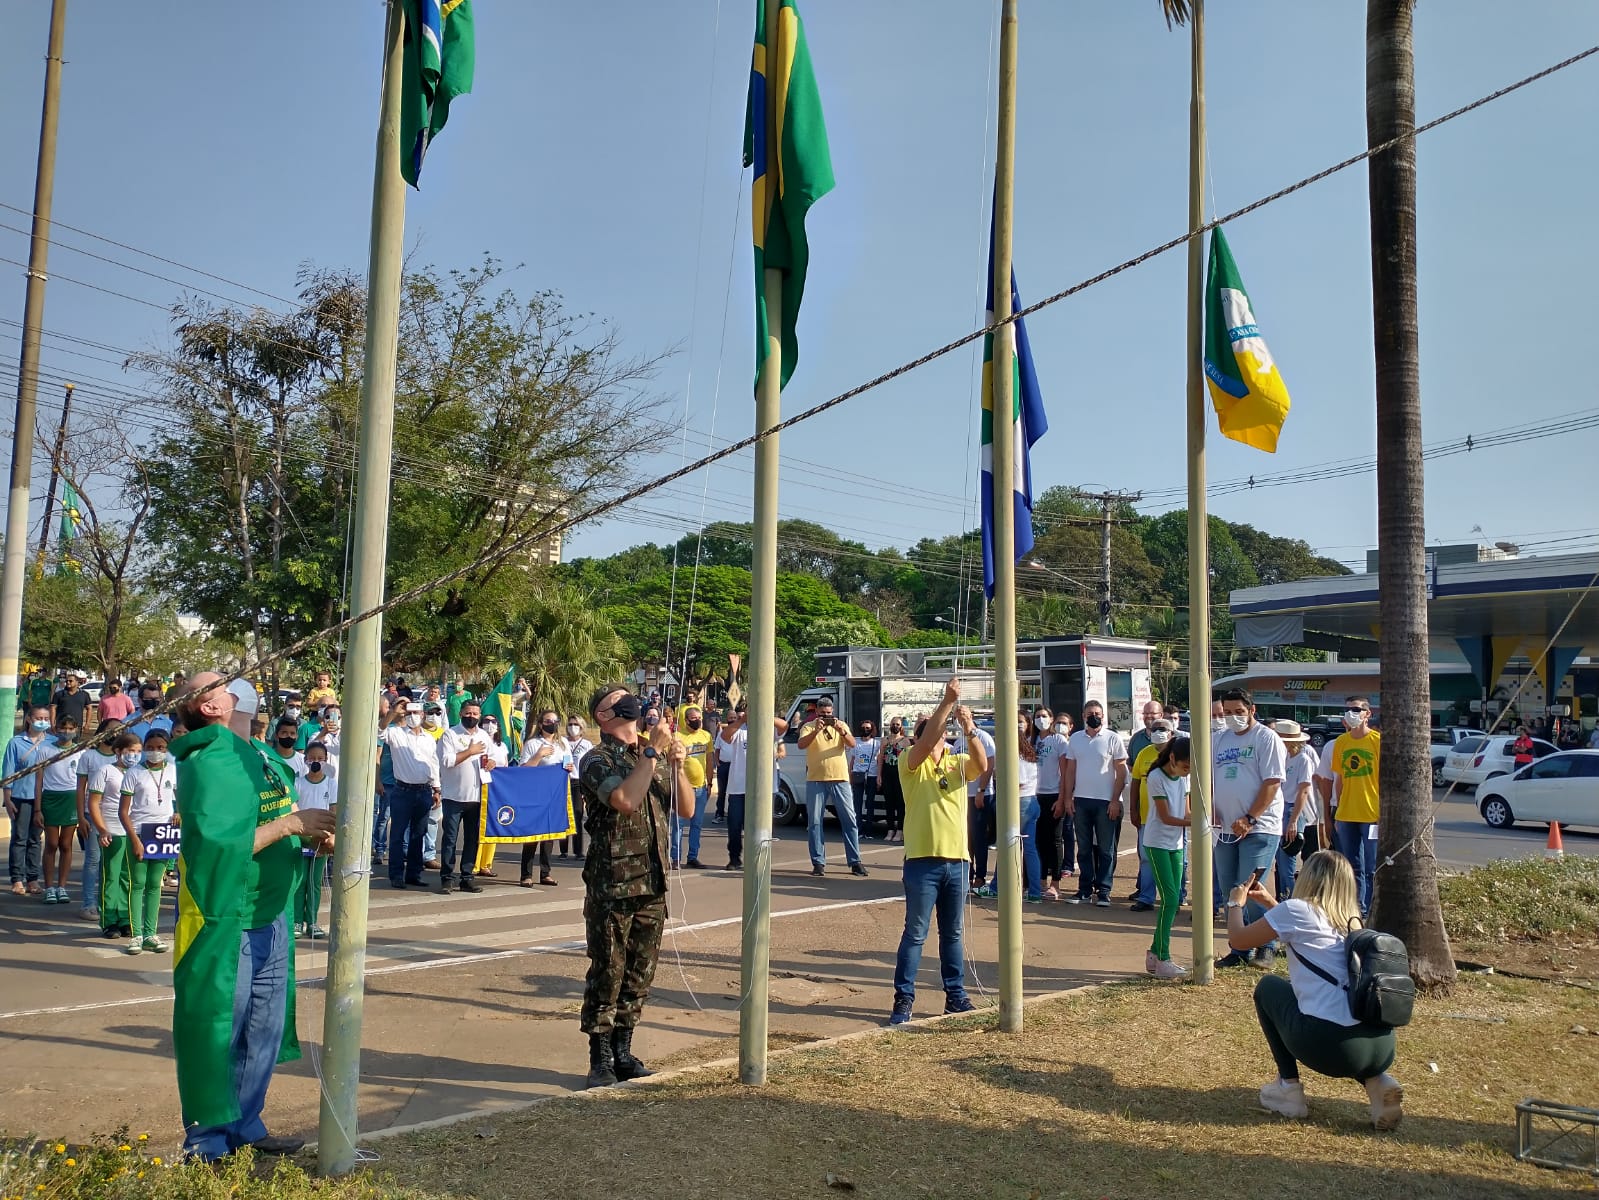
[1290,925,1415,1028]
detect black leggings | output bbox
[1254,974,1396,1082]
[880,769,905,833]
[968,796,997,881]
[1035,794,1075,881]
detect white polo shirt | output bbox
[1064,728,1128,801]
[383,724,441,788]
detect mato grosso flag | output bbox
[482,763,575,844]
[744,0,834,391]
[401,0,475,188]
[1203,226,1291,452]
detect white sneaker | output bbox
[124,939,144,956]
[1364,1073,1404,1131]
[1145,951,1159,975]
[1153,959,1186,980]
[1259,1077,1309,1119]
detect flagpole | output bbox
[738,0,783,1088]
[0,0,67,741]
[319,0,408,1173]
[991,0,1024,1034]
[1184,0,1215,986]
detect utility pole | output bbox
[990,0,1024,1034]
[1073,489,1141,636]
[36,381,74,569]
[0,0,67,737]
[318,0,407,1175]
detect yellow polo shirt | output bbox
[900,751,971,860]
[800,720,850,783]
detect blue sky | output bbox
[2,1,1596,581]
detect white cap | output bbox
[227,678,261,716]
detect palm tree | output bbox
[493,581,631,719]
[1366,0,1455,990]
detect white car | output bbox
[1440,734,1557,788]
[1476,750,1599,831]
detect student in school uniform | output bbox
[86,731,142,939]
[293,741,337,939]
[117,728,178,954]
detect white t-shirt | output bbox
[87,759,126,826]
[42,745,82,792]
[1211,720,1287,835]
[954,728,996,796]
[1284,745,1320,830]
[1265,899,1359,1027]
[1036,732,1069,793]
[1017,755,1039,797]
[1144,768,1189,852]
[720,727,781,796]
[120,763,177,826]
[1064,729,1127,801]
[849,737,880,776]
[296,769,337,812]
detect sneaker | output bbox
[811,865,825,877]
[1130,900,1155,912]
[1094,896,1111,908]
[42,887,59,905]
[1153,959,1186,980]
[307,925,326,940]
[976,882,998,898]
[125,939,143,956]
[943,994,977,1015]
[1364,1073,1405,1131]
[1145,950,1159,975]
[725,860,743,871]
[1258,1077,1309,1119]
[79,906,98,922]
[1065,894,1085,905]
[56,890,71,906]
[142,936,169,953]
[423,859,442,871]
[1254,946,1278,970]
[1216,951,1252,969]
[850,863,869,877]
[888,998,914,1026]
[458,878,483,894]
[1025,893,1043,904]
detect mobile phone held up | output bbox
[1246,866,1267,888]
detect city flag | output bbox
[481,764,574,844]
[745,0,834,392]
[485,667,522,759]
[980,225,1049,601]
[1203,227,1291,452]
[401,0,475,188]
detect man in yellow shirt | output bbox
[671,705,715,869]
[1329,695,1381,916]
[796,695,865,877]
[890,677,988,1025]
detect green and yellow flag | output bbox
[486,667,522,759]
[401,0,475,188]
[1203,227,1291,452]
[744,0,834,392]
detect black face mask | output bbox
[461,715,480,728]
[307,760,325,774]
[141,697,159,710]
[541,719,558,733]
[276,735,296,748]
[1084,714,1103,730]
[608,694,642,722]
[686,719,702,730]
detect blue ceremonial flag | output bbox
[481,764,574,844]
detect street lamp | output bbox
[1026,558,1089,591]
[936,613,976,638]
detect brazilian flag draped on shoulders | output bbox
[745,0,834,392]
[169,723,303,1128]
[485,667,523,760]
[1203,226,1291,452]
[401,0,475,188]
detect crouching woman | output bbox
[1225,849,1404,1130]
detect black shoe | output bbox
[725,860,742,871]
[811,865,825,877]
[120,925,134,938]
[850,863,868,877]
[1216,951,1251,969]
[458,878,483,894]
[437,881,453,894]
[685,858,707,870]
[585,1033,617,1089]
[390,879,406,889]
[1254,946,1278,969]
[612,1027,652,1082]
[1130,901,1155,912]
[371,854,384,867]
[404,877,425,887]
[251,1133,305,1156]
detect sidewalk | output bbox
[0,879,1180,1149]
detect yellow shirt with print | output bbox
[678,727,714,789]
[800,720,851,783]
[1131,743,1161,824]
[900,751,971,860]
[1330,730,1381,824]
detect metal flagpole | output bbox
[991,0,1024,1033]
[1184,0,1215,986]
[319,0,409,1173]
[0,0,68,738]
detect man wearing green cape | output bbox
[170,672,335,1161]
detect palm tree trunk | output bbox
[1365,0,1455,992]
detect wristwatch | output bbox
[643,746,659,760]
[1244,814,1258,826]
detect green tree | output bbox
[492,579,631,718]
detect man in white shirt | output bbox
[380,697,442,889]
[954,724,997,894]
[1060,701,1128,906]
[437,701,492,894]
[716,706,788,871]
[1212,687,1286,968]
[519,708,573,886]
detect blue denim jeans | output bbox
[424,800,440,861]
[7,796,43,884]
[1134,823,1158,905]
[387,782,432,884]
[80,829,101,910]
[181,913,290,1160]
[370,787,389,858]
[672,786,710,862]
[806,780,861,868]
[893,858,969,1005]
[1071,798,1116,899]
[1276,836,1300,902]
[1214,830,1278,930]
[1020,795,1042,897]
[1334,820,1378,915]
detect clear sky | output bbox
[2,1,1596,580]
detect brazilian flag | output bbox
[401,0,475,188]
[744,0,833,392]
[485,667,523,760]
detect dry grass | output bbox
[378,971,1599,1200]
[1441,855,1599,981]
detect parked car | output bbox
[1430,727,1476,786]
[1440,734,1558,788]
[1475,750,1599,831]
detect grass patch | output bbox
[1441,855,1599,943]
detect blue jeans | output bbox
[672,786,709,862]
[371,787,390,858]
[181,914,289,1160]
[7,796,43,884]
[1215,831,1278,931]
[424,801,440,861]
[1020,795,1042,897]
[80,829,101,909]
[1334,820,1378,915]
[806,780,861,868]
[387,782,432,884]
[1134,823,1157,905]
[893,858,968,1005]
[1276,835,1301,902]
[1071,798,1116,899]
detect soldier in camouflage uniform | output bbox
[577,684,696,1088]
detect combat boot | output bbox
[612,1027,652,1082]
[585,1033,618,1089]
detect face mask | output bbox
[1055,723,1069,736]
[57,729,76,743]
[1211,717,1227,733]
[645,713,660,728]
[1343,710,1366,728]
[276,734,296,748]
[1151,730,1171,745]
[406,712,422,728]
[141,697,159,710]
[31,719,50,732]
[307,760,325,774]
[122,751,143,767]
[1084,714,1102,730]
[286,706,302,720]
[541,719,558,733]
[144,751,167,767]
[461,715,480,728]
[567,724,583,739]
[1225,713,1250,733]
[1034,716,1050,731]
[325,711,341,727]
[423,715,440,729]
[609,694,642,722]
[686,719,702,730]
[483,723,499,737]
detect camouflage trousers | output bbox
[579,891,666,1035]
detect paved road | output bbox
[1431,782,1597,867]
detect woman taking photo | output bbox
[1225,850,1404,1130]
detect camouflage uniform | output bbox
[577,734,672,1035]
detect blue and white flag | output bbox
[481,764,574,844]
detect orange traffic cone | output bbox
[1545,821,1565,859]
